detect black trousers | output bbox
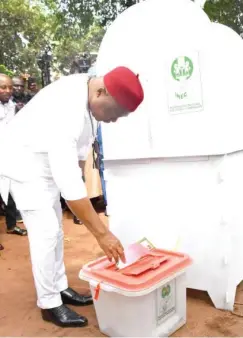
[0,194,17,230]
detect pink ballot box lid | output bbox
[81,243,192,292]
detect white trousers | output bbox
[21,198,68,309]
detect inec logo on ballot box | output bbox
[162,284,171,298]
[171,56,193,82]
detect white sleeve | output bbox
[77,138,93,161]
[48,138,87,201]
[47,108,87,201]
[46,75,90,200]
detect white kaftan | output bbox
[0,74,97,308]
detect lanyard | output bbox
[87,78,100,169]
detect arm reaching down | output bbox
[66,198,125,263]
[48,138,125,264]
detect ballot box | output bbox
[95,0,243,310]
[80,244,192,337]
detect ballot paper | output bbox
[117,239,155,269]
[137,237,155,250]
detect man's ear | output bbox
[97,87,109,97]
[96,88,102,97]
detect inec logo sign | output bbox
[162,284,171,298]
[167,52,203,114]
[171,56,193,82]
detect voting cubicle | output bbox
[96,0,243,310]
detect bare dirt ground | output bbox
[1,211,243,337]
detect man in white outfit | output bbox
[0,66,144,327]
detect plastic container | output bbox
[79,245,192,337]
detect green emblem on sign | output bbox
[171,56,193,81]
[162,285,171,298]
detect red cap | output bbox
[104,66,144,112]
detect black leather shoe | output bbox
[61,287,93,306]
[41,304,88,327]
[7,226,27,236]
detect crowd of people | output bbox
[0,74,39,250]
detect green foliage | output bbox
[0,65,14,77]
[0,0,51,73]
[82,23,106,52]
[95,0,137,26]
[53,22,104,74]
[0,0,105,76]
[204,0,243,34]
[41,0,95,33]
[41,0,138,29]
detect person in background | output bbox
[26,77,39,101]
[0,74,27,245]
[12,76,32,223]
[12,76,29,113]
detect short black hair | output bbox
[28,77,36,85]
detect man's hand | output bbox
[66,197,126,264]
[96,230,126,264]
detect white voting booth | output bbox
[96,0,243,310]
